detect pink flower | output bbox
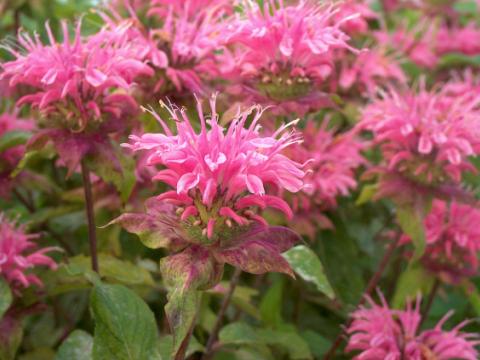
[338,47,406,94]
[359,82,480,185]
[0,112,34,198]
[402,200,480,280]
[346,293,479,360]
[287,122,365,210]
[336,0,377,35]
[221,1,359,114]
[145,0,230,95]
[1,21,152,131]
[124,94,307,230]
[436,23,480,56]
[0,214,57,294]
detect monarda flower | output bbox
[221,0,359,115]
[0,21,152,174]
[359,82,480,201]
[0,112,34,198]
[145,0,230,96]
[401,200,480,281]
[111,94,306,283]
[0,214,57,294]
[436,23,480,56]
[346,293,479,360]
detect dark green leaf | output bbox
[90,283,161,360]
[0,279,12,320]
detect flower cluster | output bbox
[1,21,152,132]
[359,83,480,186]
[287,122,365,211]
[346,293,479,359]
[402,200,480,280]
[221,0,359,114]
[0,215,57,293]
[125,95,306,234]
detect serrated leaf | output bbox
[55,330,93,360]
[282,245,334,299]
[0,278,12,320]
[90,283,161,360]
[0,131,31,152]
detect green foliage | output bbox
[0,279,12,320]
[55,330,93,360]
[90,283,161,360]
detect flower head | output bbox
[125,94,306,234]
[221,0,359,114]
[402,200,480,280]
[346,293,479,360]
[1,21,152,132]
[0,215,57,294]
[436,22,480,56]
[359,82,480,185]
[287,122,365,211]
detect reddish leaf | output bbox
[160,246,224,291]
[214,226,300,277]
[105,199,188,251]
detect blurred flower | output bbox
[338,47,406,94]
[402,200,480,281]
[0,214,57,294]
[346,293,479,359]
[360,82,480,186]
[287,121,365,210]
[0,112,34,198]
[125,94,307,232]
[336,0,377,35]
[221,0,359,114]
[436,23,480,56]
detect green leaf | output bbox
[282,245,335,299]
[55,330,93,360]
[0,279,12,320]
[461,280,480,316]
[396,205,426,261]
[11,150,40,177]
[219,322,259,346]
[90,283,161,360]
[392,265,434,309]
[355,184,378,206]
[259,277,283,327]
[164,288,200,359]
[0,131,31,152]
[257,329,312,360]
[157,335,204,360]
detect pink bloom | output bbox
[359,82,480,185]
[402,200,480,280]
[336,0,377,35]
[346,293,479,360]
[124,94,307,231]
[436,23,480,56]
[338,47,406,94]
[0,214,57,294]
[0,112,34,198]
[1,21,151,131]
[145,0,230,95]
[287,122,365,210]
[221,1,359,114]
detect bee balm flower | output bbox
[0,215,57,294]
[346,293,479,360]
[222,0,359,115]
